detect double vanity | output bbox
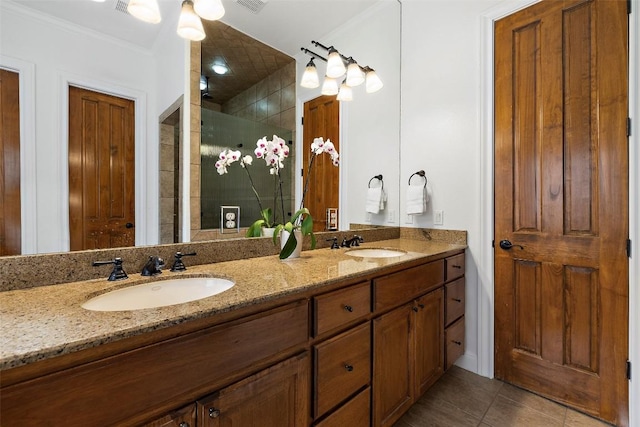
[0,233,466,426]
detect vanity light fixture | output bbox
[128,0,225,42]
[300,41,383,101]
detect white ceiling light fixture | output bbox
[300,41,383,101]
[194,0,225,21]
[177,0,206,41]
[212,63,229,75]
[127,0,161,24]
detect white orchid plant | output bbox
[274,137,340,259]
[216,135,290,237]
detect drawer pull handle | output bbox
[179,423,190,427]
[345,364,354,372]
[412,306,419,312]
[344,305,353,312]
[418,304,425,309]
[452,298,462,302]
[452,265,462,269]
[452,340,462,346]
[209,408,221,418]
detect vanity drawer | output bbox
[445,317,465,370]
[445,253,465,281]
[314,322,371,417]
[445,278,465,326]
[314,281,371,337]
[315,386,371,427]
[373,261,444,312]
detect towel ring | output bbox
[408,170,427,188]
[368,174,384,189]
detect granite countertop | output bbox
[0,239,465,371]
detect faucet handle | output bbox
[92,257,128,281]
[326,237,340,249]
[353,235,363,246]
[340,237,349,248]
[170,252,197,272]
[141,256,165,276]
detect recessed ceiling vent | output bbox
[235,0,268,14]
[113,0,130,15]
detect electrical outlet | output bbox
[406,214,413,224]
[387,210,396,223]
[434,210,444,225]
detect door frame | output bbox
[478,0,639,424]
[60,72,147,251]
[0,55,36,254]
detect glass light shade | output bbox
[365,69,384,93]
[336,82,353,102]
[193,0,225,20]
[177,0,206,42]
[326,50,346,78]
[300,61,319,89]
[212,64,228,75]
[346,62,365,87]
[200,76,207,90]
[321,77,339,96]
[127,0,161,24]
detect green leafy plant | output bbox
[274,137,340,259]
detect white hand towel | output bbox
[379,188,387,211]
[406,185,426,215]
[366,187,383,214]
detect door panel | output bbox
[494,0,628,424]
[303,96,339,232]
[69,86,135,251]
[0,68,21,256]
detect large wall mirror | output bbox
[0,0,400,257]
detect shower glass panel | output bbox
[200,108,295,230]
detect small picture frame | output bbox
[220,206,240,234]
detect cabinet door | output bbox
[197,352,310,427]
[372,303,413,427]
[414,288,444,396]
[142,404,196,427]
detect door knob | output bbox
[499,239,524,250]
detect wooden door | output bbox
[69,86,135,251]
[414,288,444,397]
[197,352,309,427]
[0,68,21,256]
[142,404,196,427]
[494,0,629,424]
[373,303,413,427]
[303,95,339,232]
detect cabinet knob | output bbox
[418,304,425,309]
[179,423,190,427]
[452,298,462,303]
[344,305,353,312]
[209,408,221,418]
[412,306,419,312]
[452,264,462,269]
[345,364,354,372]
[452,340,462,346]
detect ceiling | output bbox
[9,0,380,104]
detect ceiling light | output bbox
[326,48,346,79]
[193,0,225,20]
[321,77,339,96]
[212,63,229,75]
[177,0,205,42]
[336,81,353,102]
[365,68,384,93]
[301,59,319,89]
[346,59,365,87]
[200,75,207,90]
[127,0,161,24]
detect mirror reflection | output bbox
[0,0,400,257]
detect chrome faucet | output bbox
[341,235,364,248]
[141,256,165,276]
[92,257,128,281]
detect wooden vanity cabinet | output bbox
[444,254,466,370]
[143,404,197,427]
[195,352,310,427]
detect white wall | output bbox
[401,0,640,423]
[296,1,401,230]
[0,3,185,253]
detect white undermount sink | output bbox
[82,277,234,311]
[344,248,407,258]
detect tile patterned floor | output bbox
[394,366,613,427]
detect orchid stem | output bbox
[242,165,265,217]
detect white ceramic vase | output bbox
[280,229,302,259]
[261,227,276,237]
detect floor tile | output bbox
[401,394,482,427]
[481,394,564,427]
[447,365,504,397]
[425,372,496,419]
[497,383,567,422]
[564,409,613,427]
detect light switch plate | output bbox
[434,210,444,225]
